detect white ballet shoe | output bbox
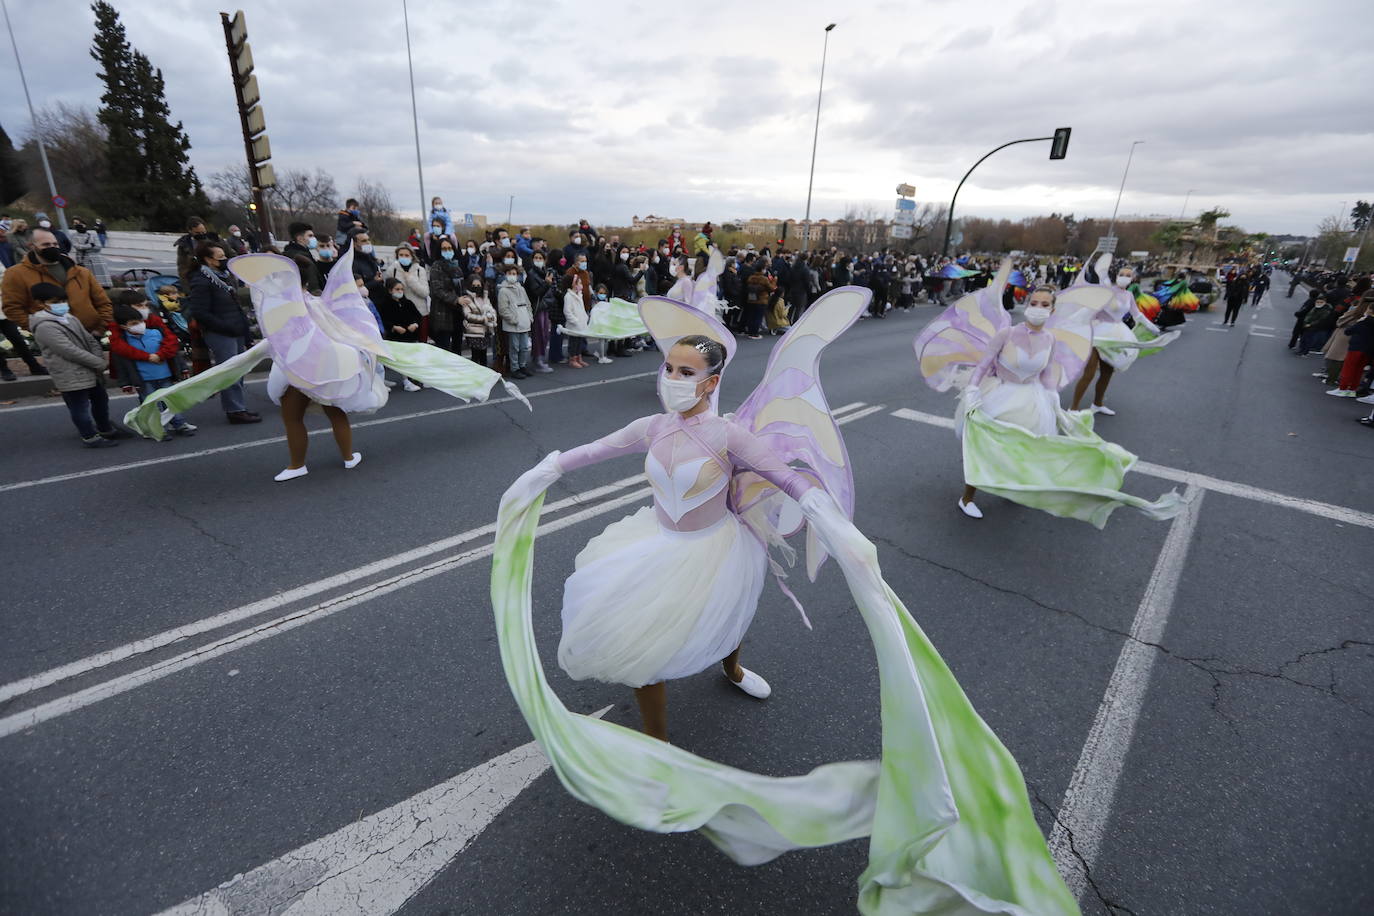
[1091,404,1116,416]
[402,379,421,392]
[727,667,771,699]
[274,466,308,482]
[958,497,983,519]
[344,452,363,469]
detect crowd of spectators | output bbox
[1283,265,1374,424]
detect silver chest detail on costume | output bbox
[645,452,728,523]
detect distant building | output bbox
[631,214,686,231]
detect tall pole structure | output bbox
[507,195,514,225]
[942,134,1062,257]
[1106,140,1144,242]
[3,0,66,231]
[1179,189,1195,220]
[801,23,836,253]
[402,0,426,228]
[220,12,273,244]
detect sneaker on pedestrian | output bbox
[227,411,262,424]
[957,497,983,519]
[402,379,421,391]
[1325,389,1356,398]
[596,356,613,364]
[170,424,197,437]
[344,452,363,469]
[534,361,553,374]
[98,427,134,439]
[82,435,118,448]
[1091,404,1117,416]
[1355,393,1374,404]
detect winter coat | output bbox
[562,289,589,331]
[1301,303,1336,332]
[336,209,366,244]
[611,262,641,301]
[117,326,175,381]
[496,280,533,332]
[1225,278,1251,306]
[175,232,220,281]
[428,206,453,236]
[461,294,498,338]
[29,310,107,391]
[524,270,553,314]
[378,293,423,342]
[428,257,464,334]
[386,260,430,316]
[1322,307,1365,362]
[1,251,113,332]
[186,267,251,339]
[1346,315,1374,354]
[746,271,776,305]
[349,246,382,282]
[68,229,111,286]
[108,313,180,370]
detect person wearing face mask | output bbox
[386,244,430,337]
[423,219,454,267]
[2,228,113,333]
[428,197,453,236]
[27,282,132,447]
[346,228,381,282]
[284,221,323,292]
[33,212,70,253]
[524,256,555,373]
[497,266,535,378]
[109,302,196,436]
[514,227,534,261]
[561,273,591,368]
[460,277,498,367]
[612,247,642,302]
[67,218,111,286]
[185,241,260,424]
[916,279,1181,524]
[175,217,220,282]
[335,198,367,245]
[427,239,465,353]
[377,277,425,391]
[562,229,589,269]
[1068,258,1177,415]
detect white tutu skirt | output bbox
[558,507,767,688]
[957,378,1058,439]
[266,360,388,414]
[1092,320,1141,372]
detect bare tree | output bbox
[272,168,338,219]
[18,103,108,211]
[205,164,253,210]
[354,177,406,243]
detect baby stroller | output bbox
[145,274,197,377]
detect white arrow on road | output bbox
[160,708,611,916]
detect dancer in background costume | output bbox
[915,259,1183,526]
[1068,254,1179,414]
[491,287,1080,915]
[124,249,528,480]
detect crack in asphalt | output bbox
[869,535,1373,730]
[164,503,251,576]
[1027,782,1138,916]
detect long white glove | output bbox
[500,451,563,514]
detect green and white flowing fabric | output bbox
[491,466,1079,915]
[560,297,650,340]
[1131,321,1172,358]
[123,340,272,439]
[962,405,1182,529]
[378,341,530,410]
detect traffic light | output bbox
[222,11,275,189]
[1049,127,1072,160]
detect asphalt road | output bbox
[1,280,1370,916]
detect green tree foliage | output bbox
[1351,201,1371,232]
[0,123,27,205]
[88,1,209,228]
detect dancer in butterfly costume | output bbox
[491,287,1080,915]
[124,248,528,480]
[1068,253,1179,414]
[915,258,1183,525]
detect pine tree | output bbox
[0,123,28,205]
[89,1,207,228]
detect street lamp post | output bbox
[2,0,65,231]
[942,134,1061,257]
[507,195,514,226]
[1179,188,1196,220]
[402,0,427,230]
[801,23,836,253]
[1106,140,1144,242]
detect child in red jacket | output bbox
[109,297,196,437]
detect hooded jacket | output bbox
[29,309,107,391]
[1,250,113,332]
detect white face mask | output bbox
[126,321,147,334]
[620,252,630,261]
[658,373,706,413]
[1024,305,1051,326]
[135,306,150,318]
[1115,274,1133,288]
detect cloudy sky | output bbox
[1,0,1369,234]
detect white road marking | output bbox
[0,475,644,705]
[835,404,885,424]
[0,487,651,738]
[0,371,658,495]
[158,708,612,916]
[1047,486,1203,898]
[1249,331,1276,338]
[2,405,889,733]
[1205,326,1231,332]
[888,407,1374,529]
[1252,325,1275,330]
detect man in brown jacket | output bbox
[1,228,113,333]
